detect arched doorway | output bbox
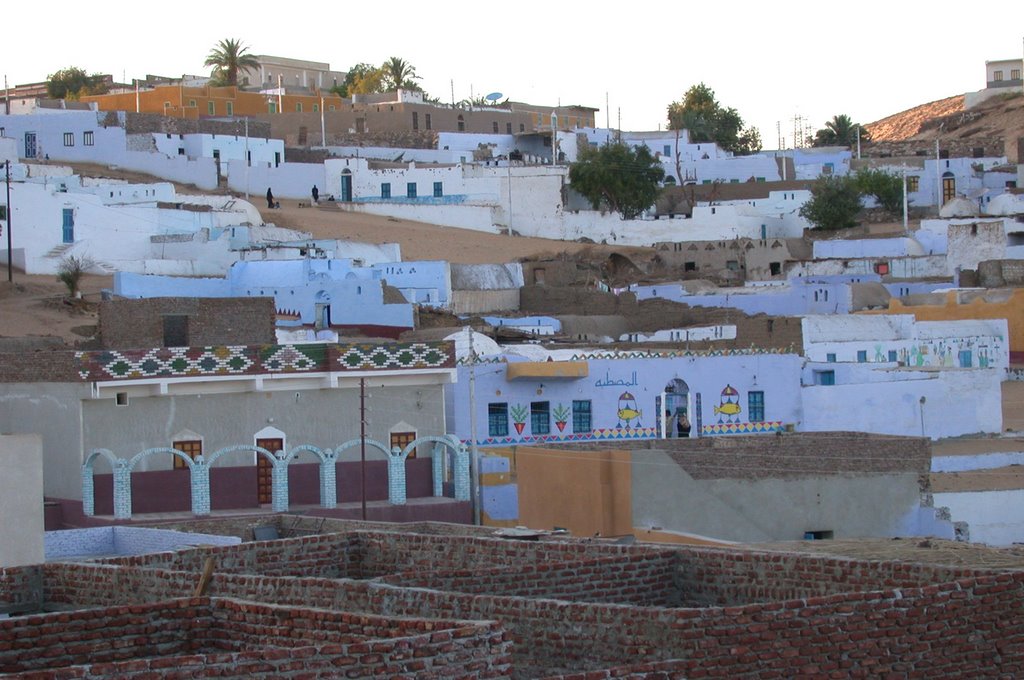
[941,171,956,206]
[659,378,691,438]
[340,168,353,202]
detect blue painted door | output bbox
[340,174,352,202]
[62,209,74,243]
[24,132,36,158]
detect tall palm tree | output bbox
[381,57,420,91]
[813,114,868,147]
[204,39,260,87]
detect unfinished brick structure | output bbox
[2,523,1023,678]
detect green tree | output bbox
[855,168,902,215]
[569,142,665,220]
[381,57,421,91]
[332,63,384,97]
[204,38,260,87]
[812,114,870,147]
[667,83,761,155]
[798,175,863,230]
[46,67,109,99]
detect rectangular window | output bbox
[663,144,671,156]
[747,391,764,422]
[381,182,391,199]
[412,112,419,130]
[295,103,302,113]
[506,122,512,134]
[425,113,431,130]
[888,350,898,362]
[407,182,417,198]
[684,261,697,272]
[492,121,499,133]
[814,370,835,386]
[572,400,592,433]
[1012,69,1021,80]
[433,181,443,198]
[857,350,867,363]
[207,101,215,115]
[163,315,189,347]
[959,350,972,368]
[83,131,94,146]
[312,103,319,113]
[63,132,74,147]
[725,260,739,271]
[0,205,6,221]
[769,262,782,275]
[488,403,508,437]
[172,440,202,470]
[519,123,525,132]
[226,102,233,116]
[531,401,550,435]
[907,176,920,192]
[826,353,836,363]
[61,208,74,243]
[994,70,1004,81]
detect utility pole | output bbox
[467,327,481,525]
[360,377,367,521]
[5,160,11,282]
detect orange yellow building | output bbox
[82,84,345,119]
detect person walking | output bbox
[311,185,319,204]
[266,187,275,209]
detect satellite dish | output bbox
[485,92,503,102]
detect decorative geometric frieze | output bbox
[700,421,784,435]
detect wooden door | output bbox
[390,431,417,459]
[256,438,283,504]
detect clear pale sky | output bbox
[5,1,1022,149]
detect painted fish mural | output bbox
[714,384,741,423]
[617,392,642,428]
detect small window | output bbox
[572,400,592,433]
[115,392,129,406]
[488,403,509,437]
[506,122,512,134]
[814,370,835,386]
[769,262,781,276]
[295,102,302,113]
[857,350,867,363]
[874,262,890,275]
[993,70,1004,81]
[1012,69,1022,80]
[207,101,215,115]
[519,123,525,133]
[329,105,336,112]
[425,113,431,130]
[172,440,202,470]
[226,102,234,116]
[457,115,465,132]
[747,391,764,422]
[381,182,391,199]
[0,205,7,221]
[412,111,419,130]
[725,260,739,271]
[433,181,443,198]
[804,530,834,540]
[312,103,319,113]
[907,176,920,192]
[888,350,898,362]
[63,132,74,147]
[493,121,499,133]
[83,131,94,146]
[531,401,550,435]
[407,182,417,198]
[826,353,836,363]
[163,315,189,347]
[684,261,697,272]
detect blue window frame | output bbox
[488,403,508,437]
[433,181,443,198]
[748,391,764,422]
[531,401,550,435]
[572,400,592,433]
[857,350,867,363]
[814,370,835,386]
[407,182,417,198]
[62,208,74,243]
[826,353,836,363]
[888,350,898,362]
[381,183,391,199]
[959,350,972,368]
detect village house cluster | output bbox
[2,51,1024,675]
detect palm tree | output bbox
[204,39,260,87]
[380,57,420,91]
[813,114,869,148]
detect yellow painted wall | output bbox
[83,85,345,118]
[484,445,633,538]
[861,289,1024,359]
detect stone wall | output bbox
[861,138,1005,159]
[98,297,276,349]
[978,259,1024,287]
[124,113,272,138]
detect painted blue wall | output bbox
[632,279,854,316]
[450,351,802,447]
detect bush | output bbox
[57,255,95,297]
[798,175,863,230]
[855,168,903,216]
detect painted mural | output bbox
[616,392,643,428]
[713,385,741,423]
